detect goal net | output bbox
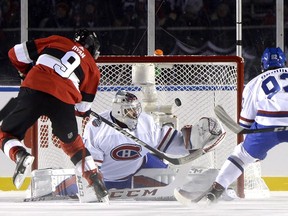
[26,55,269,198]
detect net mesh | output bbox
[34,56,269,198]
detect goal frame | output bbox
[24,55,245,197]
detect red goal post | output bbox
[25,55,268,198]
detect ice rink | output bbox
[1,191,288,216]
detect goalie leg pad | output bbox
[55,175,78,197]
[182,117,225,151]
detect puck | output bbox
[175,98,182,107]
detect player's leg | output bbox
[0,88,43,188]
[133,152,168,188]
[0,130,35,189]
[205,143,256,202]
[46,96,108,201]
[206,123,281,202]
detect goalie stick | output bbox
[174,187,210,205]
[90,110,224,165]
[214,105,288,134]
[24,194,74,202]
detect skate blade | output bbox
[14,156,35,189]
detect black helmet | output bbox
[74,29,100,60]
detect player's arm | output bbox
[8,40,36,78]
[7,35,57,78]
[239,80,257,128]
[82,117,104,167]
[156,117,225,155]
[156,125,189,155]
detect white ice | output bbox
[1,191,288,216]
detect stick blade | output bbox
[214,105,243,134]
[174,188,207,205]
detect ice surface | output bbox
[0,191,288,216]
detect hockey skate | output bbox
[13,151,34,189]
[83,169,109,203]
[206,182,225,203]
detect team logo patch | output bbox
[111,144,142,160]
[92,118,102,127]
[67,132,73,139]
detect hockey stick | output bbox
[23,193,76,202]
[174,187,211,205]
[173,168,218,205]
[174,184,237,205]
[214,105,288,134]
[0,97,17,121]
[90,110,217,165]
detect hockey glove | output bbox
[75,109,91,117]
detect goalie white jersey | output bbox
[83,111,189,181]
[240,67,288,128]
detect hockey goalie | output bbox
[29,90,227,202]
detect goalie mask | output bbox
[112,90,142,131]
[74,29,100,60]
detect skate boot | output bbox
[206,182,225,203]
[83,169,109,202]
[13,151,34,189]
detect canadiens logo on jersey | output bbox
[111,144,142,160]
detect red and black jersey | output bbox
[8,35,100,111]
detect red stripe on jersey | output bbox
[157,127,172,151]
[258,110,288,115]
[239,116,254,123]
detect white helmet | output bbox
[112,90,142,131]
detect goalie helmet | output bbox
[261,47,286,72]
[74,29,100,60]
[112,90,142,131]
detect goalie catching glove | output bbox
[181,117,225,152]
